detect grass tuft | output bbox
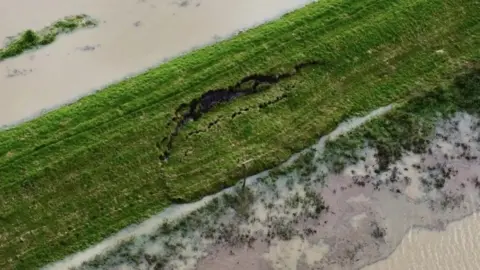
[0,14,97,61]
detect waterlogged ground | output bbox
[0,0,312,127]
[44,109,480,270]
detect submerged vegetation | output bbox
[0,14,97,61]
[71,151,330,270]
[0,0,479,268]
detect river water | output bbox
[0,0,312,127]
[362,213,480,270]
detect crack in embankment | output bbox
[158,60,323,161]
[185,93,289,138]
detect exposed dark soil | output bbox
[158,60,322,160]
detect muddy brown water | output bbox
[0,0,312,127]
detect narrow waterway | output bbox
[0,0,312,127]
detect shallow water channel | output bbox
[0,0,312,127]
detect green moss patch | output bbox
[0,14,97,61]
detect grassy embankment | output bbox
[0,0,478,269]
[78,66,480,270]
[0,14,97,61]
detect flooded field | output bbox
[0,0,312,127]
[43,108,480,270]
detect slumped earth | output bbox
[46,110,480,270]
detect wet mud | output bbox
[158,60,322,160]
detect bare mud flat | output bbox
[44,109,480,270]
[0,0,312,127]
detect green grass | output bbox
[0,0,479,269]
[0,14,97,61]
[323,66,480,172]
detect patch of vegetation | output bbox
[323,137,364,173]
[438,192,465,210]
[371,221,387,240]
[324,66,480,173]
[0,14,97,61]
[269,218,297,241]
[0,0,479,268]
[269,148,317,181]
[63,68,478,269]
[223,186,255,219]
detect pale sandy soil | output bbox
[363,213,480,270]
[0,0,312,127]
[44,109,480,270]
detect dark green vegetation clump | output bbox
[0,14,97,61]
[0,0,479,268]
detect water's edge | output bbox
[43,105,393,270]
